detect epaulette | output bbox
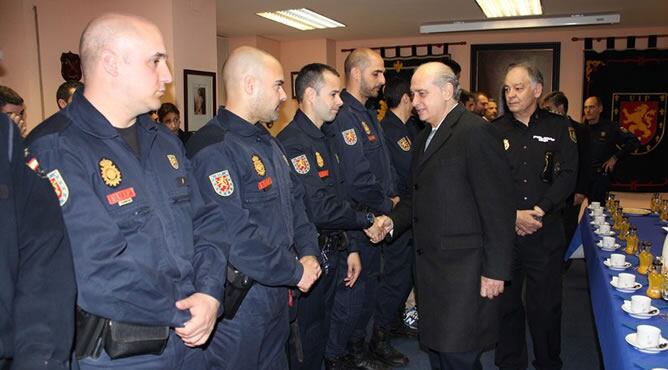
[185,123,227,159]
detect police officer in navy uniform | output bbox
[26,14,227,369]
[186,46,321,370]
[582,96,640,203]
[323,47,402,370]
[377,76,418,340]
[493,63,578,370]
[0,112,76,370]
[278,63,380,370]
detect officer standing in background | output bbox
[186,46,321,370]
[278,63,376,370]
[323,47,402,370]
[1,112,76,370]
[493,63,578,370]
[378,76,418,338]
[582,96,640,203]
[26,14,227,369]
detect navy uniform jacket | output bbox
[186,108,319,287]
[277,110,371,236]
[381,111,419,197]
[322,90,396,215]
[587,119,640,168]
[0,114,76,369]
[568,117,591,197]
[26,92,228,327]
[493,109,578,216]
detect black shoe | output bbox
[346,340,390,370]
[369,326,410,367]
[325,356,351,370]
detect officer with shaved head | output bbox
[186,46,321,370]
[26,13,229,369]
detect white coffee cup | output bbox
[610,253,626,268]
[618,273,636,288]
[594,215,606,225]
[592,208,603,216]
[590,201,601,209]
[630,295,652,314]
[602,236,616,248]
[637,325,661,348]
[598,223,611,234]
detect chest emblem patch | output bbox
[252,154,266,177]
[315,152,325,168]
[167,154,179,169]
[342,129,358,145]
[568,127,577,143]
[99,158,122,187]
[503,139,510,151]
[361,121,372,135]
[398,137,411,152]
[209,170,234,197]
[291,154,311,175]
[47,169,69,206]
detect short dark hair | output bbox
[157,102,180,122]
[506,62,544,86]
[56,81,84,103]
[383,77,410,109]
[295,63,340,103]
[443,58,461,76]
[459,89,473,105]
[474,90,489,100]
[0,85,24,107]
[542,91,569,114]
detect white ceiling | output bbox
[216,0,668,41]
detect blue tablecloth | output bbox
[581,210,668,370]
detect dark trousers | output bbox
[562,199,581,248]
[289,248,343,370]
[325,249,366,359]
[374,230,413,329]
[204,285,289,370]
[351,240,382,341]
[589,171,611,203]
[432,348,482,370]
[495,219,565,370]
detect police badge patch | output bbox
[209,170,234,197]
[568,127,577,143]
[503,139,510,151]
[251,155,266,177]
[397,137,411,152]
[342,129,358,145]
[99,158,122,187]
[315,152,325,168]
[47,169,69,206]
[167,154,179,169]
[361,121,372,135]
[291,154,310,174]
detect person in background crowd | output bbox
[186,46,321,370]
[158,102,190,143]
[473,91,489,118]
[493,62,578,370]
[459,89,476,112]
[0,85,26,137]
[56,80,84,110]
[582,95,640,203]
[484,98,498,121]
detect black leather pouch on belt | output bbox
[103,321,169,359]
[223,264,254,320]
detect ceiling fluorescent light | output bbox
[420,13,620,34]
[476,0,542,18]
[257,8,345,31]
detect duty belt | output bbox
[318,231,348,251]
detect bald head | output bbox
[411,62,460,126]
[222,46,287,123]
[344,48,378,77]
[343,48,385,101]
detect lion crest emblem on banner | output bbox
[612,93,666,155]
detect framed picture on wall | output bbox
[291,71,299,99]
[184,69,216,132]
[470,43,560,105]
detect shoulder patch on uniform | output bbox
[342,129,358,145]
[47,169,69,206]
[290,154,311,174]
[397,137,411,151]
[568,127,577,143]
[209,170,234,197]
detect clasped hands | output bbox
[515,206,545,236]
[364,215,394,244]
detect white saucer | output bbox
[596,240,621,251]
[595,229,616,236]
[603,259,632,271]
[622,301,660,319]
[609,279,642,293]
[625,333,668,354]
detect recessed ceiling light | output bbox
[257,8,345,31]
[476,0,543,18]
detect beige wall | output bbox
[0,0,217,133]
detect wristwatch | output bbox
[365,212,375,228]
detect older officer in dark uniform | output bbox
[27,14,227,369]
[369,61,515,370]
[493,63,578,370]
[278,63,378,370]
[583,96,640,202]
[1,113,76,370]
[323,47,401,370]
[186,46,321,370]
